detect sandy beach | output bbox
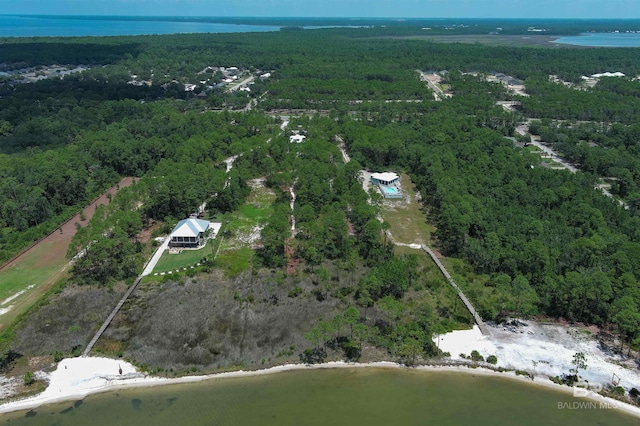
[1,353,640,419]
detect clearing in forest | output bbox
[0,177,134,332]
[214,178,276,276]
[378,173,435,248]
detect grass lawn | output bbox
[0,241,70,331]
[153,241,213,274]
[380,173,435,246]
[0,242,66,302]
[215,247,254,277]
[226,184,275,235]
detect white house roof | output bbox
[289,134,306,143]
[372,172,399,182]
[591,72,625,78]
[170,218,210,238]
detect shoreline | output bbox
[1,357,640,419]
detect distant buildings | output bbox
[289,134,306,143]
[589,72,625,78]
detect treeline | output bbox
[2,27,640,338]
[254,115,447,363]
[0,97,275,266]
[0,41,141,69]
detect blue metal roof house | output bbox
[169,218,210,248]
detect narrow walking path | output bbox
[289,179,297,234]
[335,135,350,163]
[422,245,490,335]
[82,275,143,357]
[140,237,170,277]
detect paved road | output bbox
[227,75,255,92]
[417,70,446,101]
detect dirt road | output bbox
[0,177,135,331]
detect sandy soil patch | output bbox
[436,321,640,392]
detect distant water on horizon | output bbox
[0,15,281,37]
[554,32,640,47]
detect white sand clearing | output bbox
[436,322,640,393]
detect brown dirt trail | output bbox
[1,177,135,272]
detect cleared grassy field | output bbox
[379,173,435,246]
[215,179,276,276]
[0,241,70,331]
[215,246,254,277]
[0,241,67,302]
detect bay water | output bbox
[1,368,637,425]
[554,32,640,47]
[0,15,280,37]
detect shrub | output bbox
[486,355,498,365]
[288,286,303,298]
[470,350,484,362]
[23,371,35,385]
[516,370,533,379]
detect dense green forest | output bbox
[2,24,640,364]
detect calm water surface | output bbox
[0,15,280,37]
[1,368,637,425]
[554,32,640,47]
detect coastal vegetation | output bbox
[1,20,640,386]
